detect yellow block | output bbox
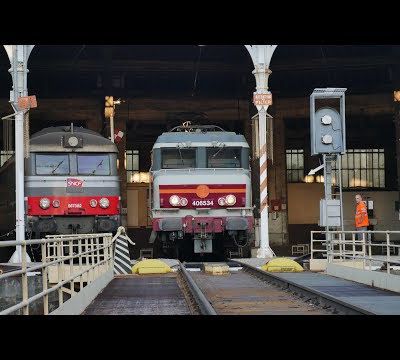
[132,259,172,275]
[204,263,230,275]
[261,257,304,273]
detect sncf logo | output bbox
[67,178,84,188]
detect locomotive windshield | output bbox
[36,154,70,175]
[161,148,196,169]
[207,147,241,168]
[77,154,111,175]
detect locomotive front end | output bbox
[150,125,254,259]
[25,126,121,237]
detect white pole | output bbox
[110,115,115,143]
[257,107,274,258]
[244,46,277,259]
[4,44,34,264]
[13,111,25,262]
[248,51,277,259]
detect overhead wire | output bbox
[192,46,205,97]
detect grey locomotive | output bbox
[0,125,121,251]
[150,124,254,260]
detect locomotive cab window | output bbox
[36,154,70,175]
[77,154,111,175]
[207,147,242,168]
[161,148,196,169]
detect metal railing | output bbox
[311,230,400,273]
[0,232,114,315]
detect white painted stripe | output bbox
[115,240,129,249]
[115,249,131,262]
[114,262,126,274]
[114,255,130,266]
[260,153,267,165]
[114,258,131,272]
[115,244,129,254]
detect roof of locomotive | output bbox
[153,128,249,149]
[30,126,118,153]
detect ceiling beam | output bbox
[3,56,395,74]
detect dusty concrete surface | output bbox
[0,274,62,315]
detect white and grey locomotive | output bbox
[150,124,254,259]
[0,125,121,249]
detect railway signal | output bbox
[104,96,122,143]
[310,88,347,261]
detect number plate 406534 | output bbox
[192,200,214,206]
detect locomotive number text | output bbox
[68,203,82,208]
[192,200,214,207]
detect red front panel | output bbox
[159,184,246,209]
[27,196,120,216]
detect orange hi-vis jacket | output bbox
[355,201,369,228]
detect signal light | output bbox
[105,96,114,107]
[52,199,60,208]
[105,96,115,118]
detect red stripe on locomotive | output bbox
[27,196,120,216]
[159,184,246,208]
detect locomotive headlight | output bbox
[180,197,188,206]
[52,199,60,208]
[68,136,79,147]
[218,197,226,206]
[169,195,180,207]
[99,198,110,209]
[225,194,237,206]
[90,199,98,208]
[39,198,51,209]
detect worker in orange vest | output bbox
[355,194,369,241]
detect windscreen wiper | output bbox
[51,160,65,174]
[91,159,104,175]
[177,147,185,166]
[211,144,226,159]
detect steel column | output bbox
[245,45,277,258]
[3,45,35,263]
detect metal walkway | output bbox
[83,274,191,315]
[263,271,400,315]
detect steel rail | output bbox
[232,261,374,315]
[178,263,217,315]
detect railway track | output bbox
[83,262,215,315]
[84,260,374,315]
[182,261,372,315]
